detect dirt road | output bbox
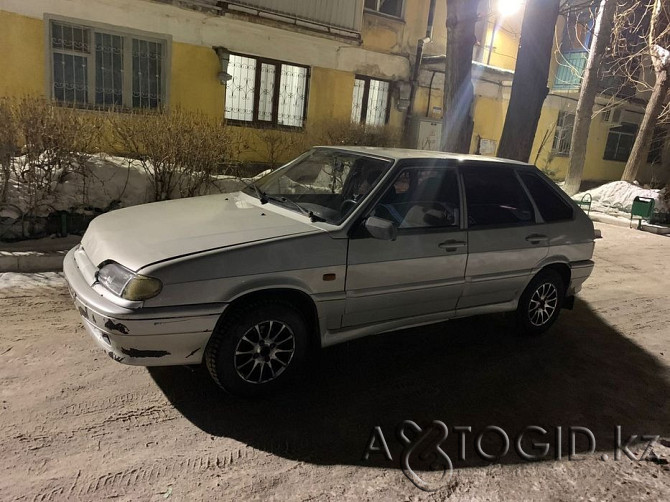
[1,223,669,501]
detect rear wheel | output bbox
[205,301,308,396]
[516,269,565,335]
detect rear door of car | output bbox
[343,161,467,327]
[458,164,549,310]
[516,169,592,270]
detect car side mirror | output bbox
[365,216,397,241]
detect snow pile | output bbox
[0,272,66,290]
[574,181,668,215]
[54,155,152,213]
[3,153,249,217]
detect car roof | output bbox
[314,146,533,168]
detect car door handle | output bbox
[525,234,549,244]
[438,239,467,251]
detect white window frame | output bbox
[351,75,391,127]
[552,111,575,156]
[224,52,310,129]
[364,0,405,19]
[45,15,171,109]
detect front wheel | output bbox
[205,301,309,396]
[515,269,565,335]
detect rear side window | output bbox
[462,167,534,227]
[519,172,574,222]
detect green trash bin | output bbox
[630,196,655,228]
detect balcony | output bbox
[553,51,588,90]
[553,50,638,98]
[222,0,364,35]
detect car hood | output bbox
[81,192,321,271]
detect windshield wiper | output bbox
[240,179,268,204]
[268,195,326,223]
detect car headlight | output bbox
[97,263,162,301]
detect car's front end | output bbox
[64,243,224,365]
[62,186,336,367]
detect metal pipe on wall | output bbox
[402,0,437,147]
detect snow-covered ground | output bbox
[0,272,66,290]
[573,181,668,215]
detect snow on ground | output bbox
[574,181,668,215]
[0,272,66,290]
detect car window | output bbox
[462,166,534,228]
[373,167,460,229]
[518,172,574,222]
[253,149,393,224]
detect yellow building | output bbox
[0,0,665,184]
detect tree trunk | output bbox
[497,0,560,162]
[441,0,478,153]
[621,58,669,182]
[661,124,670,181]
[621,0,670,182]
[563,0,617,195]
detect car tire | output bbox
[515,269,565,336]
[205,300,309,397]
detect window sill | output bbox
[225,119,305,132]
[51,99,165,114]
[551,151,570,157]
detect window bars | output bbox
[50,20,166,109]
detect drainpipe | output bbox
[403,0,437,147]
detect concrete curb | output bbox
[0,251,67,273]
[588,212,632,228]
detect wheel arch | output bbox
[215,288,322,350]
[539,262,571,292]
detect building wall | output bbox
[170,42,224,117]
[0,11,44,97]
[0,0,662,184]
[0,0,410,166]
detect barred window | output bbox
[225,54,309,128]
[365,0,404,18]
[49,20,167,109]
[351,76,390,127]
[552,111,575,155]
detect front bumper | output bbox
[63,247,226,366]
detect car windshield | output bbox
[246,149,393,224]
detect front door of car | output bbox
[458,165,549,310]
[343,164,467,327]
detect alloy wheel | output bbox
[528,282,559,327]
[234,320,296,384]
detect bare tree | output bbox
[441,0,478,153]
[621,0,670,182]
[564,0,617,195]
[497,0,561,162]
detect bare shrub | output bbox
[9,97,103,217]
[307,119,402,148]
[111,107,233,200]
[248,126,309,170]
[0,98,18,203]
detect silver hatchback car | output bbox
[64,147,595,395]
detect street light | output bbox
[497,0,523,17]
[486,0,524,65]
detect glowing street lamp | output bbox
[486,0,524,65]
[497,0,523,18]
